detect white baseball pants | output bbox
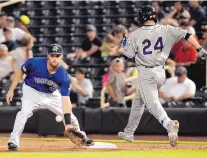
[9,84,81,147]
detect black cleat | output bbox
[85,138,94,146]
[8,142,18,151]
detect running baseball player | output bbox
[118,6,207,147]
[6,44,94,151]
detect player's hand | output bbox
[198,48,207,60]
[6,90,14,105]
[65,124,75,131]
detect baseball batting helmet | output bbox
[138,6,157,24]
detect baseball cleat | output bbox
[118,132,134,142]
[85,137,94,146]
[8,142,18,151]
[168,120,179,147]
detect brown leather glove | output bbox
[64,126,86,147]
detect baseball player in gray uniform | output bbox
[118,6,207,147]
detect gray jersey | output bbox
[124,24,187,66]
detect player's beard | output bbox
[48,61,60,72]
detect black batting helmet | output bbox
[138,6,157,24]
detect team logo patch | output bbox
[52,46,59,52]
[121,37,131,49]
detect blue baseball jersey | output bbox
[21,57,70,96]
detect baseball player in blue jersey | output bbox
[6,44,94,151]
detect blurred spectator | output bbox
[71,68,94,106]
[106,58,126,107]
[102,61,126,86]
[0,12,6,29]
[178,17,196,35]
[189,0,206,36]
[125,67,138,95]
[201,30,207,50]
[111,25,128,56]
[101,33,116,57]
[6,16,15,30]
[0,13,7,43]
[110,19,122,36]
[11,38,33,70]
[164,58,176,78]
[0,44,13,80]
[102,62,114,86]
[2,28,17,51]
[159,66,196,104]
[174,40,198,66]
[151,1,166,21]
[16,15,30,33]
[128,20,139,33]
[101,25,128,58]
[162,1,190,26]
[5,16,26,42]
[0,16,35,45]
[70,24,102,60]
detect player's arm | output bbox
[60,76,74,130]
[6,58,33,104]
[6,69,23,104]
[186,34,207,59]
[171,25,207,59]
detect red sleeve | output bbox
[189,46,198,62]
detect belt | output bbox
[144,66,164,68]
[137,65,164,70]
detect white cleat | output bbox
[118,132,134,142]
[168,120,179,147]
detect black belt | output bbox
[143,66,164,69]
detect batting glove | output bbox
[197,47,207,60]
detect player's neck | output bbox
[143,20,156,26]
[47,61,59,74]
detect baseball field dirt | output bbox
[0,134,206,158]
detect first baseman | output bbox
[118,6,207,147]
[6,44,94,151]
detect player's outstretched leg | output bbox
[138,68,179,147]
[8,100,38,151]
[118,90,145,142]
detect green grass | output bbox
[0,150,206,158]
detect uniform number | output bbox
[142,37,163,55]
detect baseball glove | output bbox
[64,128,86,147]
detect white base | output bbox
[86,142,118,149]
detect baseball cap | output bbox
[47,44,63,55]
[7,16,14,22]
[175,66,187,77]
[112,58,124,64]
[86,24,96,32]
[0,44,8,51]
